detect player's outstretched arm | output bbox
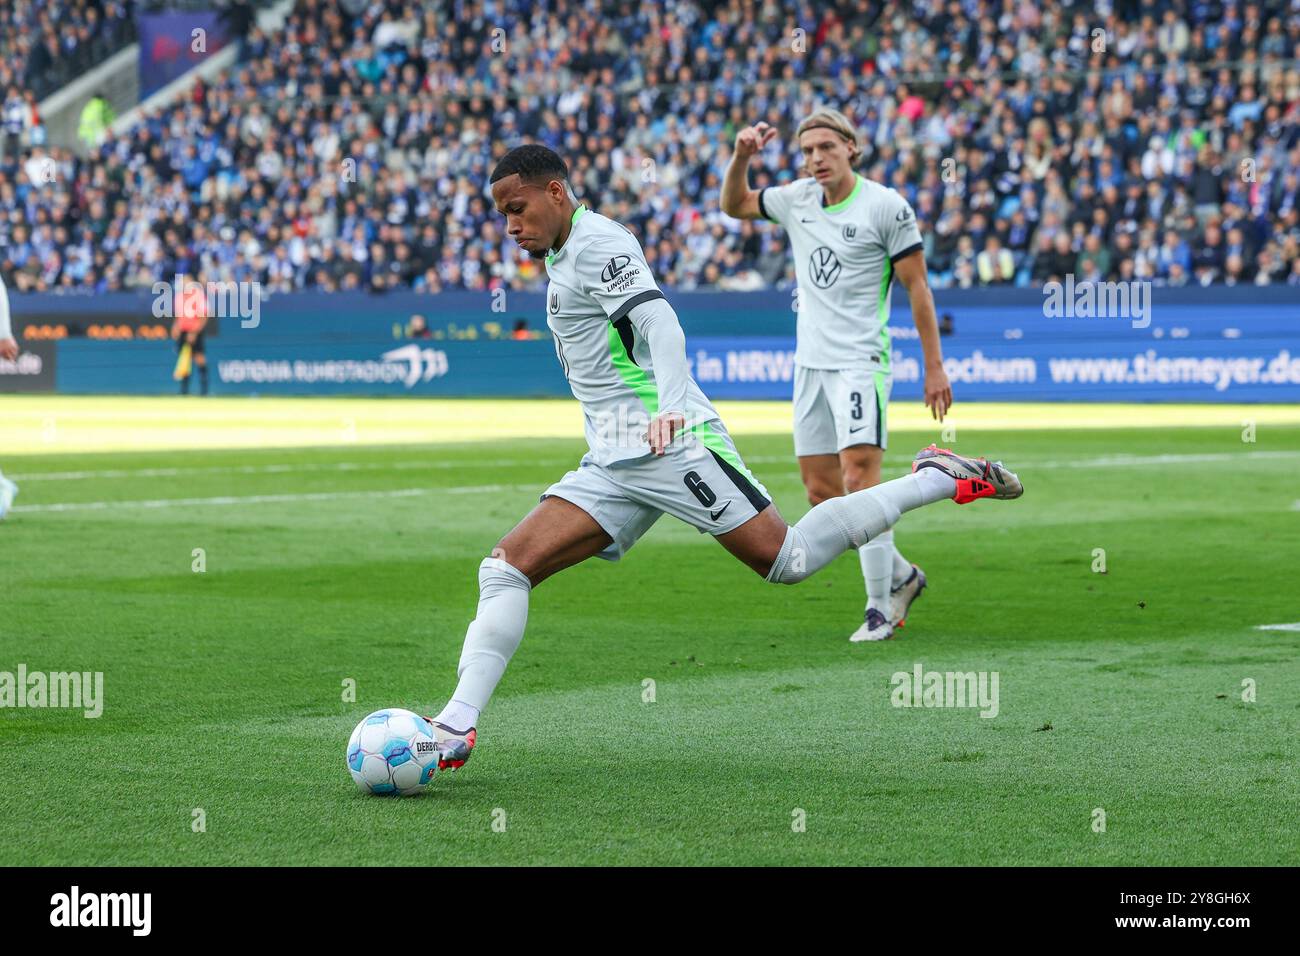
[895,251,952,421]
[627,297,690,455]
[721,122,777,220]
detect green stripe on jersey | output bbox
[877,256,893,374]
[606,322,659,415]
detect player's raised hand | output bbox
[924,364,953,421]
[646,411,686,457]
[0,338,17,361]
[734,122,777,160]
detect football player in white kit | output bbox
[721,108,953,642]
[0,272,20,520]
[422,145,1022,769]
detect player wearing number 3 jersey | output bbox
[422,145,1021,769]
[722,107,955,642]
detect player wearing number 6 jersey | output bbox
[721,107,954,642]
[423,145,1022,770]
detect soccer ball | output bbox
[346,708,440,796]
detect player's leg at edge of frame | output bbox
[0,467,17,521]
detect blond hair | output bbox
[795,108,862,164]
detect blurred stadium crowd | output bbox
[1,0,1298,295]
[1,1,138,104]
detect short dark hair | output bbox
[489,144,568,186]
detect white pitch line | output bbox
[14,448,1300,482]
[749,450,1300,469]
[10,484,527,514]
[1254,623,1300,632]
[1023,450,1300,469]
[13,448,1300,514]
[8,458,569,482]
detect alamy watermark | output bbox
[1043,276,1151,329]
[890,663,999,718]
[49,886,150,936]
[151,274,262,329]
[0,664,104,718]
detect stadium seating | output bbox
[1,1,138,104]
[0,0,1297,294]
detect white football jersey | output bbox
[544,206,720,466]
[761,175,923,371]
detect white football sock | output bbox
[891,542,913,587]
[767,470,955,585]
[859,528,894,613]
[444,557,530,719]
[433,699,480,732]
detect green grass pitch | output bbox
[1,398,1297,866]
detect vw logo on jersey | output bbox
[601,255,631,283]
[809,247,842,288]
[549,291,560,314]
[843,225,857,241]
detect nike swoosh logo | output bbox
[849,425,867,433]
[800,217,815,223]
[710,501,732,521]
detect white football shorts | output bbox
[542,419,771,561]
[792,365,892,456]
